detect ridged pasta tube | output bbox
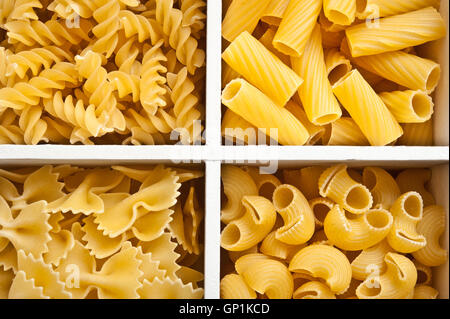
[222,79,309,146]
[398,120,434,146]
[220,274,256,299]
[221,109,260,145]
[387,192,427,253]
[412,205,448,267]
[222,0,271,42]
[319,164,373,214]
[221,196,276,251]
[356,252,417,299]
[309,197,335,228]
[324,205,393,251]
[351,240,394,281]
[356,0,441,19]
[345,7,446,57]
[325,48,352,86]
[285,102,325,145]
[261,0,289,26]
[273,0,323,57]
[379,90,434,123]
[272,184,315,245]
[236,254,294,299]
[322,117,369,146]
[323,0,356,25]
[289,244,352,294]
[362,167,400,209]
[291,24,342,125]
[293,281,336,299]
[332,69,403,146]
[222,31,303,107]
[221,165,258,224]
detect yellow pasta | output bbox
[319,164,373,214]
[413,285,439,299]
[345,7,446,57]
[356,252,417,299]
[244,167,283,200]
[289,244,352,294]
[356,0,441,19]
[235,254,294,299]
[285,101,326,145]
[332,69,403,146]
[222,0,272,42]
[220,273,256,299]
[319,10,348,33]
[221,109,260,145]
[309,197,335,229]
[351,240,394,281]
[413,259,433,285]
[222,79,310,146]
[323,0,356,25]
[258,28,291,66]
[291,24,342,125]
[362,167,401,209]
[396,169,435,206]
[273,0,323,57]
[222,31,304,107]
[379,90,434,123]
[272,184,316,245]
[322,117,369,146]
[221,196,276,251]
[321,29,345,49]
[260,231,305,261]
[398,120,434,146]
[221,165,258,224]
[412,205,448,267]
[293,281,336,299]
[325,48,353,86]
[324,205,393,251]
[261,0,290,26]
[387,192,427,253]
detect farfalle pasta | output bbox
[221,1,446,146]
[0,164,204,299]
[220,165,447,299]
[0,0,205,145]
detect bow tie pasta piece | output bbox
[48,212,64,233]
[176,266,204,290]
[235,253,293,299]
[324,205,393,251]
[412,205,448,267]
[356,252,417,299]
[95,168,180,237]
[0,267,14,299]
[293,281,336,299]
[272,184,316,245]
[8,270,50,299]
[131,208,174,242]
[0,176,20,202]
[0,243,17,272]
[46,169,124,215]
[221,196,277,251]
[387,192,427,253]
[43,230,75,266]
[0,198,51,258]
[289,244,352,295]
[0,167,37,183]
[138,277,203,299]
[177,186,203,255]
[221,273,256,299]
[16,250,71,298]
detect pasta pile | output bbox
[221,0,446,146]
[0,164,205,299]
[220,165,448,299]
[0,0,206,145]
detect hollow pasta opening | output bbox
[294,290,318,299]
[358,282,381,298]
[362,169,377,191]
[365,210,391,229]
[307,129,325,146]
[259,182,277,201]
[345,186,371,211]
[222,80,243,103]
[273,186,294,210]
[221,224,241,247]
[328,10,351,26]
[314,113,341,126]
[322,125,332,145]
[273,41,299,58]
[411,92,433,119]
[426,66,441,92]
[403,194,422,219]
[417,269,430,285]
[332,69,356,89]
[313,203,331,224]
[328,64,351,86]
[356,0,368,14]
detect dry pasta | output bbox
[0,164,205,299]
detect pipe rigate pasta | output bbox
[221,196,277,251]
[387,192,427,253]
[289,244,352,294]
[351,240,394,281]
[319,164,373,214]
[398,121,434,146]
[396,169,436,206]
[293,281,336,299]
[260,231,306,261]
[356,252,417,299]
[272,184,315,245]
[362,167,401,209]
[220,273,257,299]
[412,205,448,267]
[413,259,433,285]
[324,205,393,251]
[413,285,439,299]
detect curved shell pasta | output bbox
[293,281,336,299]
[362,167,400,209]
[220,273,256,299]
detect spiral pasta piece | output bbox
[18,105,48,145]
[155,0,205,74]
[6,0,42,22]
[90,0,122,58]
[180,0,206,35]
[272,184,315,245]
[48,0,97,19]
[119,10,162,44]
